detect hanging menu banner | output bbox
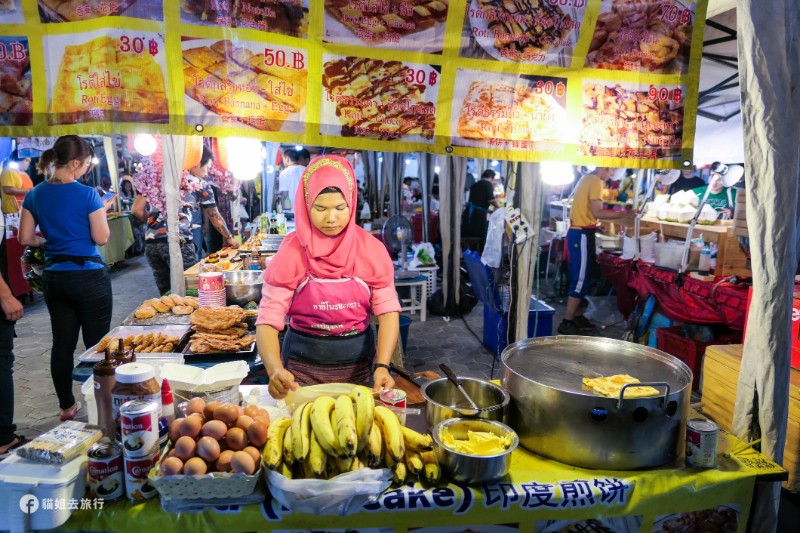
[0,0,708,168]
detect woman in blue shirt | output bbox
[19,135,112,422]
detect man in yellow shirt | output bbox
[0,158,32,215]
[558,167,633,335]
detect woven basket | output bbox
[148,450,261,501]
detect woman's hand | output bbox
[372,367,395,393]
[268,367,298,400]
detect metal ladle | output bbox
[439,363,481,413]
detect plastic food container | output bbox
[0,453,88,532]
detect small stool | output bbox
[395,274,427,322]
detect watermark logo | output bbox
[19,494,39,514]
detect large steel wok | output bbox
[501,336,692,470]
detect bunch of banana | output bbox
[261,386,441,484]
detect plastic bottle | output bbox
[250,251,261,271]
[160,378,175,425]
[709,243,718,273]
[699,246,711,274]
[93,348,122,438]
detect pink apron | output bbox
[288,275,371,336]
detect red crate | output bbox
[656,326,741,390]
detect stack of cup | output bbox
[198,272,226,307]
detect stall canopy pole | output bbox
[361,151,379,219]
[160,135,187,296]
[440,155,467,307]
[103,136,120,212]
[382,152,402,217]
[263,142,280,215]
[418,152,436,242]
[733,2,800,531]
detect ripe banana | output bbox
[366,422,383,467]
[301,459,315,479]
[334,394,358,457]
[374,405,405,462]
[421,450,441,484]
[310,396,340,457]
[405,449,424,475]
[278,460,293,479]
[282,426,294,465]
[383,448,396,468]
[264,417,292,470]
[350,455,365,471]
[291,401,312,462]
[309,431,327,475]
[393,461,407,484]
[335,455,354,472]
[349,385,375,452]
[400,425,434,451]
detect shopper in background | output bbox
[1,156,33,215]
[461,169,498,252]
[692,164,737,218]
[558,167,633,336]
[277,147,310,213]
[669,167,706,195]
[18,135,112,422]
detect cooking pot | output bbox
[501,336,692,470]
[421,378,508,430]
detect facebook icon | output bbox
[19,494,39,514]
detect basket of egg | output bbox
[149,397,270,500]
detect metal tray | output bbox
[181,340,257,361]
[123,310,194,326]
[78,324,192,362]
[501,335,692,397]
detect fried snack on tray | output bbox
[189,335,256,354]
[134,305,157,319]
[190,306,246,331]
[172,305,194,315]
[95,333,180,353]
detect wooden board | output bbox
[701,344,800,490]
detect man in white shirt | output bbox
[277,148,310,212]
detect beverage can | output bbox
[686,418,719,468]
[88,441,124,501]
[120,399,160,458]
[379,388,407,424]
[124,448,160,501]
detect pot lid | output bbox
[501,336,692,397]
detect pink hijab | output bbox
[265,155,395,290]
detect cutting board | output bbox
[394,370,440,406]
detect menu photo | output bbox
[450,68,569,153]
[323,0,449,54]
[320,53,440,143]
[37,0,165,23]
[579,79,685,161]
[0,36,32,126]
[179,0,308,37]
[0,0,25,24]
[652,504,740,532]
[586,0,695,75]
[44,29,169,125]
[460,0,588,67]
[534,516,642,533]
[182,37,308,133]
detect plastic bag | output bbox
[283,383,355,412]
[583,295,624,327]
[266,468,392,516]
[481,208,507,268]
[409,242,436,269]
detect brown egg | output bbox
[160,456,184,476]
[247,421,269,448]
[235,415,254,431]
[186,397,206,416]
[203,401,222,420]
[200,420,228,441]
[166,449,177,459]
[242,446,260,465]
[179,415,203,439]
[197,436,221,462]
[214,404,240,426]
[230,451,256,475]
[253,415,271,429]
[169,419,182,444]
[215,449,234,472]
[174,436,197,462]
[243,404,261,419]
[225,427,248,451]
[183,456,208,476]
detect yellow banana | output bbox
[301,459,315,479]
[291,401,312,462]
[366,422,383,467]
[310,396,340,457]
[282,426,294,465]
[405,449,424,475]
[278,460,293,479]
[421,450,440,484]
[325,459,339,480]
[349,385,375,452]
[400,425,434,451]
[308,431,327,475]
[374,405,405,462]
[263,417,292,470]
[334,394,358,457]
[335,455,354,472]
[350,455,365,471]
[383,448,396,468]
[393,461,407,484]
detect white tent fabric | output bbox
[693,112,745,165]
[160,135,186,296]
[417,153,437,242]
[440,156,467,305]
[382,152,402,217]
[733,1,800,531]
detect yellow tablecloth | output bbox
[61,427,783,533]
[98,215,134,265]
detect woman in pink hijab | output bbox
[256,155,401,399]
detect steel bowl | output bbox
[223,270,264,307]
[432,418,518,484]
[421,377,509,430]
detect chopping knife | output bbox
[389,363,421,388]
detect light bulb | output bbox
[133,134,157,156]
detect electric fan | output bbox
[383,215,417,279]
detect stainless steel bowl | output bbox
[432,418,518,484]
[223,270,264,307]
[421,377,509,430]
